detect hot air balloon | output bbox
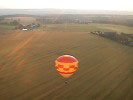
[55,55,78,78]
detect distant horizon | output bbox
[0,0,133,11]
[0,9,133,16]
[0,8,133,12]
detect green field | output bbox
[3,16,133,33]
[0,25,15,30]
[44,23,133,33]
[0,24,133,100]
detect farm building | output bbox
[15,23,40,30]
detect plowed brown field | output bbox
[0,29,133,100]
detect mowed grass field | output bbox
[0,24,133,100]
[0,25,15,35]
[45,23,133,33]
[0,25,15,30]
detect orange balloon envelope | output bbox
[55,55,78,78]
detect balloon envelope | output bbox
[55,55,78,78]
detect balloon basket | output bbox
[65,81,68,84]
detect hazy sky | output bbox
[0,0,133,11]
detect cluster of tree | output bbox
[36,14,133,26]
[36,14,93,24]
[90,31,133,47]
[0,19,20,26]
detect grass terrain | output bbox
[44,23,133,33]
[0,25,15,35]
[0,25,15,30]
[0,24,132,100]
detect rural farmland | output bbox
[0,23,133,100]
